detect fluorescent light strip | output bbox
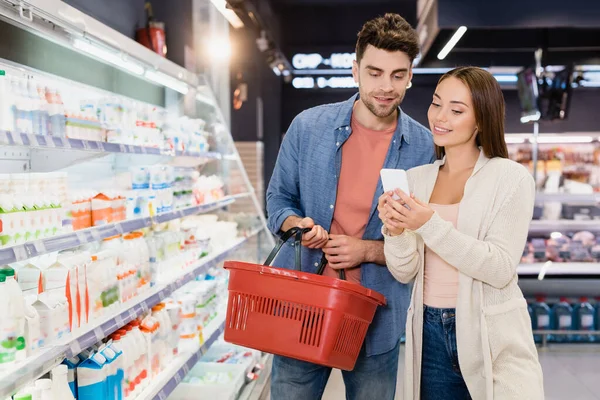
[494,75,518,83]
[504,137,526,144]
[73,39,145,75]
[145,70,189,94]
[437,26,467,60]
[209,0,244,29]
[536,136,594,144]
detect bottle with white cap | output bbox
[51,364,75,400]
[34,379,54,400]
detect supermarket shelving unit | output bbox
[0,1,275,398]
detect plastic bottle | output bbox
[551,297,574,343]
[0,274,16,368]
[0,267,26,360]
[574,297,596,343]
[24,295,43,356]
[51,364,75,400]
[12,389,33,400]
[531,296,551,343]
[63,356,80,399]
[34,379,53,400]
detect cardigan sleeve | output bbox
[414,174,534,289]
[383,228,420,284]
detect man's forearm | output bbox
[363,240,386,265]
[281,215,303,233]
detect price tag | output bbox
[129,309,137,321]
[90,229,102,242]
[119,144,125,153]
[158,291,166,301]
[70,340,82,356]
[33,240,47,254]
[174,372,182,385]
[75,231,87,245]
[114,313,124,327]
[140,301,149,314]
[0,130,8,144]
[13,246,28,261]
[158,392,167,400]
[94,326,104,342]
[182,363,190,375]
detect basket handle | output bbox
[315,253,346,280]
[264,227,347,280]
[263,227,310,270]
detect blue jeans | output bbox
[421,306,472,400]
[270,340,399,400]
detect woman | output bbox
[378,67,544,399]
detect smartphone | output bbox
[380,169,410,200]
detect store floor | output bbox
[321,345,600,400]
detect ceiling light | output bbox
[437,26,467,60]
[145,70,189,94]
[73,39,144,75]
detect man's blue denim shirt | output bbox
[266,94,435,356]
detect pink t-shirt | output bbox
[323,115,395,284]
[423,203,460,308]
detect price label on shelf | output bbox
[140,301,149,314]
[69,340,82,357]
[114,313,124,328]
[90,229,102,242]
[174,372,181,385]
[33,240,46,254]
[93,326,104,342]
[129,309,137,321]
[13,246,28,262]
[75,231,87,245]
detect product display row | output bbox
[0,213,245,369]
[0,68,210,154]
[528,297,600,343]
[0,167,226,246]
[3,267,265,400]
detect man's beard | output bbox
[361,88,404,119]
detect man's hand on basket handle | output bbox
[282,216,329,249]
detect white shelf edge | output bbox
[518,262,600,276]
[0,227,264,398]
[529,220,600,233]
[0,195,246,265]
[0,131,221,159]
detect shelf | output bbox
[0,130,222,160]
[0,227,263,398]
[535,193,600,204]
[529,220,600,234]
[518,263,600,277]
[237,354,273,400]
[136,317,227,400]
[0,195,248,265]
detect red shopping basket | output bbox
[223,227,386,371]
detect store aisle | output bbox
[322,345,600,400]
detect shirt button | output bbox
[330,205,334,209]
[336,142,340,146]
[345,126,349,131]
[314,262,319,267]
[442,312,448,319]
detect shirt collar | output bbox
[334,93,411,146]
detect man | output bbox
[266,13,435,399]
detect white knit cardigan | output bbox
[384,150,544,400]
